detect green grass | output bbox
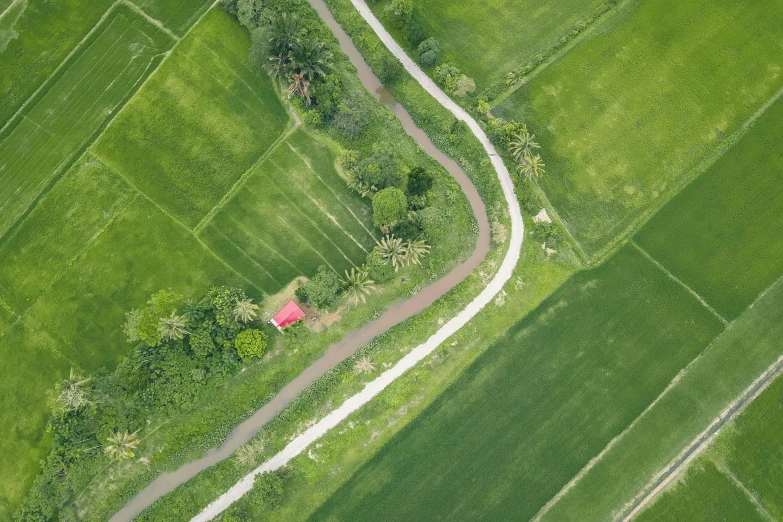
[93,8,290,229]
[201,129,377,294]
[0,3,174,240]
[495,0,783,257]
[131,0,212,35]
[367,0,606,91]
[0,0,115,126]
[311,245,724,521]
[635,94,783,320]
[635,460,767,522]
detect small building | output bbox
[270,301,306,332]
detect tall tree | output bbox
[509,131,539,161]
[291,39,333,82]
[404,237,430,266]
[376,235,407,271]
[233,298,259,323]
[342,266,376,305]
[268,13,305,56]
[517,154,546,182]
[158,312,187,342]
[104,431,140,461]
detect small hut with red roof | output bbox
[270,301,306,332]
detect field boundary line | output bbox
[304,193,370,253]
[714,461,776,521]
[194,120,297,235]
[221,213,305,274]
[620,353,783,521]
[0,0,21,20]
[630,241,729,327]
[92,152,266,296]
[207,227,284,286]
[0,295,17,317]
[121,0,180,41]
[0,0,122,136]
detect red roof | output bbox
[272,301,306,328]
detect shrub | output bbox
[235,329,268,361]
[373,187,408,228]
[295,266,341,310]
[406,166,433,197]
[351,144,404,192]
[404,21,426,46]
[386,0,413,22]
[452,75,476,97]
[331,99,370,139]
[374,51,404,84]
[417,38,440,66]
[392,218,424,240]
[366,248,395,284]
[248,468,292,511]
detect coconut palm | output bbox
[158,312,187,342]
[516,154,546,182]
[506,69,523,86]
[291,39,333,82]
[182,299,201,325]
[353,355,376,375]
[508,131,539,161]
[404,238,431,267]
[348,176,376,197]
[104,430,140,461]
[233,298,259,323]
[376,235,407,271]
[55,369,93,413]
[268,13,305,56]
[342,266,376,305]
[266,53,290,81]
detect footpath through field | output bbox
[109,0,523,519]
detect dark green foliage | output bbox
[374,51,405,84]
[248,468,293,511]
[352,143,405,192]
[295,266,341,310]
[392,218,424,241]
[403,20,427,46]
[366,249,396,284]
[235,329,268,361]
[372,188,408,228]
[331,98,370,139]
[417,37,440,66]
[310,73,343,120]
[406,166,433,197]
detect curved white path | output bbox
[192,2,523,519]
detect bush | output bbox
[374,51,404,84]
[452,75,476,97]
[295,266,341,310]
[404,21,426,46]
[392,218,424,240]
[248,469,292,511]
[373,187,408,228]
[406,166,433,197]
[331,99,370,139]
[366,248,395,284]
[352,143,405,192]
[417,38,440,66]
[235,329,268,361]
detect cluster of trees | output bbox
[433,63,476,98]
[17,286,269,521]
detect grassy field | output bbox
[0,3,174,240]
[635,94,783,321]
[495,0,783,257]
[93,8,290,229]
[0,0,115,126]
[201,129,377,294]
[367,0,606,90]
[131,0,212,35]
[311,245,724,521]
[637,374,783,521]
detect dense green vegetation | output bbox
[496,0,783,257]
[312,245,724,520]
[93,8,290,228]
[0,4,174,240]
[637,373,783,522]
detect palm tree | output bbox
[404,238,431,266]
[268,13,305,56]
[291,39,333,82]
[182,299,201,325]
[233,298,259,323]
[266,53,290,81]
[376,235,407,271]
[517,154,546,182]
[348,176,376,197]
[158,312,187,342]
[104,430,140,461]
[506,69,523,86]
[509,131,539,161]
[288,72,312,105]
[55,369,93,413]
[342,267,376,305]
[353,355,376,375]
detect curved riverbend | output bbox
[186,0,524,519]
[110,2,503,521]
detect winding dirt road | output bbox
[110,0,522,519]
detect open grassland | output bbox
[637,374,783,522]
[0,0,115,125]
[496,0,783,257]
[0,3,174,240]
[636,460,768,522]
[368,0,606,90]
[131,0,212,35]
[635,95,783,321]
[311,245,724,521]
[93,8,290,229]
[201,129,377,294]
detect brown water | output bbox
[110,2,490,520]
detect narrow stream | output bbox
[110,2,490,520]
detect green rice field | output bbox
[495,0,783,257]
[637,373,783,522]
[131,0,212,35]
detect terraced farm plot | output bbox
[637,374,783,522]
[369,0,606,90]
[93,8,290,229]
[635,95,783,320]
[201,129,377,294]
[311,245,724,521]
[495,0,783,257]
[0,3,174,240]
[0,0,115,125]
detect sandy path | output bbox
[189,0,523,520]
